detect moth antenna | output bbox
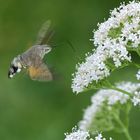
[66,40,76,52]
[51,40,82,61]
[66,40,82,61]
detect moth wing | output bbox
[35,20,54,45]
[28,59,53,81]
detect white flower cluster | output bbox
[72,50,110,93]
[136,69,140,80]
[79,82,140,131]
[94,1,140,49]
[72,1,140,93]
[94,133,112,140]
[132,91,140,106]
[64,128,90,140]
[64,128,112,140]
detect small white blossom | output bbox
[136,70,140,80]
[64,128,90,140]
[94,133,112,140]
[79,82,140,131]
[132,91,140,106]
[64,128,112,140]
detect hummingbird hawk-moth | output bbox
[8,20,54,81]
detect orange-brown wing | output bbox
[28,63,53,81]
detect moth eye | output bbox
[12,66,18,73]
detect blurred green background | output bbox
[0,0,140,140]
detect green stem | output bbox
[104,80,132,97]
[136,49,140,57]
[131,62,140,69]
[108,86,132,97]
[113,113,132,140]
[84,84,132,97]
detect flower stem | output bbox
[131,62,140,68]
[103,80,132,97]
[136,49,140,57]
[83,84,132,97]
[108,86,132,97]
[113,113,132,140]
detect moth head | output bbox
[8,56,22,78]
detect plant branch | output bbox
[113,112,133,140]
[104,80,132,97]
[131,62,140,68]
[108,86,132,97]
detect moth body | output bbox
[8,45,52,81]
[8,20,53,81]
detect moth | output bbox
[8,20,54,81]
